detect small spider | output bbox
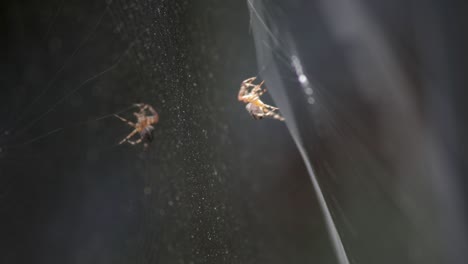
[238,77,284,121]
[114,103,159,147]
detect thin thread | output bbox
[10,5,111,133]
[6,105,136,149]
[13,41,133,138]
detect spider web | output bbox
[2,0,468,264]
[248,0,468,264]
[0,1,331,264]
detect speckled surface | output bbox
[0,1,331,263]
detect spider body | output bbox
[238,77,284,121]
[140,126,154,142]
[115,103,159,147]
[246,103,265,120]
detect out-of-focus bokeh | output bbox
[0,0,467,263]
[249,0,468,263]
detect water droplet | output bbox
[299,74,307,83]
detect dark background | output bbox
[0,0,332,263]
[1,0,468,264]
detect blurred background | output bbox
[1,0,467,263]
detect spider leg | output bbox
[255,99,278,112]
[257,110,285,121]
[258,80,265,88]
[114,114,136,127]
[242,77,257,86]
[133,112,141,118]
[137,104,149,113]
[256,88,267,97]
[136,104,155,115]
[265,111,285,121]
[239,77,259,102]
[238,85,250,102]
[251,80,265,95]
[262,103,279,111]
[127,138,143,145]
[142,105,159,124]
[119,129,139,145]
[145,105,158,116]
[273,113,285,121]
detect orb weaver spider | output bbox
[114,103,159,147]
[238,77,284,121]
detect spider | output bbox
[114,103,159,147]
[238,77,284,121]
